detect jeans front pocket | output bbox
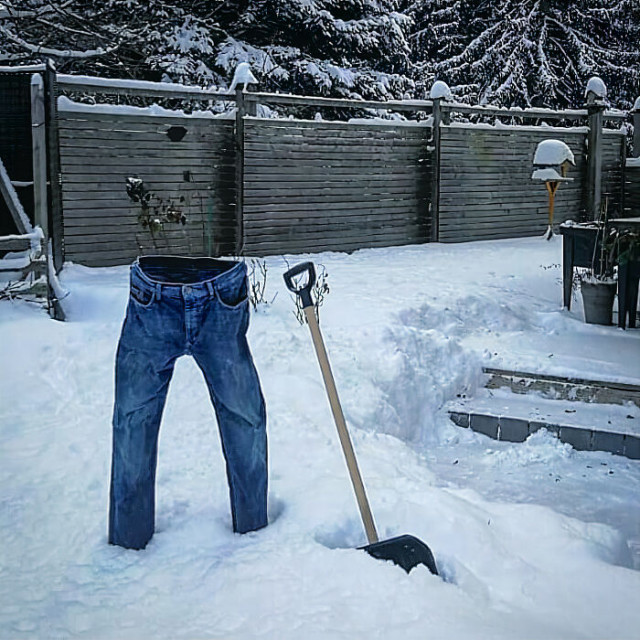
[130,283,155,308]
[216,277,249,310]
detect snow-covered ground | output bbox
[1,237,639,639]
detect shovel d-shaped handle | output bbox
[283,262,316,308]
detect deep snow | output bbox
[1,237,639,639]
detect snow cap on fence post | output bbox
[429,80,453,101]
[585,76,607,104]
[430,80,452,127]
[230,62,258,90]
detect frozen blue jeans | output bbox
[109,256,268,549]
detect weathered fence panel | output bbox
[437,124,625,242]
[624,160,640,216]
[57,106,236,266]
[600,130,626,215]
[241,118,433,255]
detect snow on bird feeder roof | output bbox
[533,139,575,167]
[532,139,574,182]
[430,81,452,101]
[230,62,258,90]
[585,76,607,100]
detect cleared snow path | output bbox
[1,237,639,639]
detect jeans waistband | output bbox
[131,255,246,301]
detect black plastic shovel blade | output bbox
[362,534,438,575]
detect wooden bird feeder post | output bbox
[532,140,575,240]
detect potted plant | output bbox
[615,228,640,267]
[578,201,617,325]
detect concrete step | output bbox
[448,387,640,460]
[483,367,640,408]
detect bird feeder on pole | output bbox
[532,139,575,240]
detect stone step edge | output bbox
[483,367,640,408]
[448,410,640,460]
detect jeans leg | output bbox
[109,340,177,549]
[193,325,268,534]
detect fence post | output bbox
[632,98,640,158]
[30,73,53,317]
[234,87,251,255]
[44,58,64,272]
[585,91,605,221]
[430,98,442,242]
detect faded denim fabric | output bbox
[109,256,267,550]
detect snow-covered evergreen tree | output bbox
[410,0,640,108]
[0,0,223,84]
[215,0,414,99]
[2,0,639,107]
[406,0,472,95]
[0,0,415,100]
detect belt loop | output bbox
[155,283,162,302]
[205,280,215,298]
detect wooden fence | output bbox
[1,68,638,267]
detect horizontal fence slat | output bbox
[60,155,232,168]
[242,199,428,215]
[60,173,235,187]
[244,225,424,245]
[243,233,424,257]
[59,146,235,161]
[58,109,234,126]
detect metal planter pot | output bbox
[580,279,617,325]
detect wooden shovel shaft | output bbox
[303,306,379,544]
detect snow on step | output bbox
[447,388,640,459]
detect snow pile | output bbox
[485,428,574,467]
[1,239,639,639]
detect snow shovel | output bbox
[283,262,438,575]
